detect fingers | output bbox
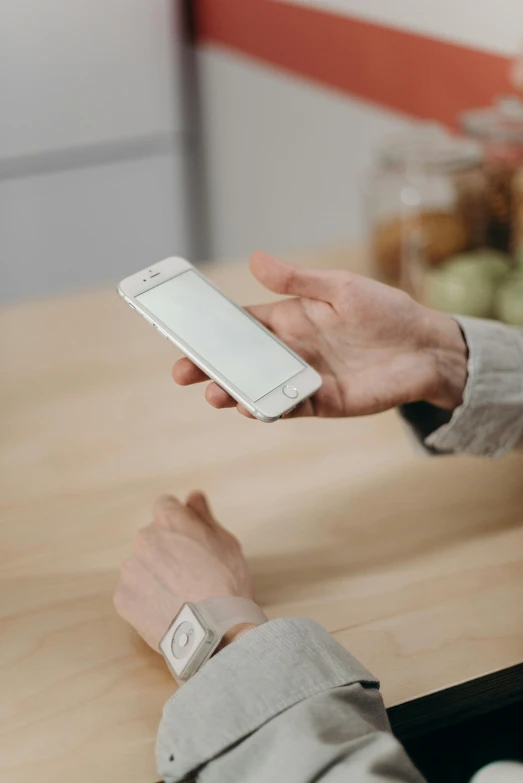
[154,491,217,526]
[172,359,313,420]
[172,360,237,408]
[237,404,255,419]
[172,366,255,414]
[172,357,208,386]
[153,492,215,533]
[205,382,236,408]
[186,491,216,526]
[153,494,185,527]
[244,303,276,331]
[249,251,341,302]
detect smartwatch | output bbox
[159,597,267,682]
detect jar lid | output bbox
[379,124,483,172]
[461,96,523,145]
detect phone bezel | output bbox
[118,257,322,422]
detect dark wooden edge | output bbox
[388,663,523,741]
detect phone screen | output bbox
[136,271,304,401]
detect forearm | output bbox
[156,619,425,783]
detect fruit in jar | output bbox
[445,249,511,283]
[515,241,523,270]
[475,249,512,282]
[374,210,469,284]
[494,272,523,326]
[424,250,509,317]
[426,266,495,317]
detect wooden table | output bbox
[2,250,523,783]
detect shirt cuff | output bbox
[401,317,523,458]
[156,617,378,782]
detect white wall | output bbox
[197,46,413,261]
[0,0,193,303]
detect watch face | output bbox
[160,604,215,680]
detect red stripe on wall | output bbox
[195,0,511,127]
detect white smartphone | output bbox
[118,257,322,422]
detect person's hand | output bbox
[172,252,468,418]
[114,493,259,650]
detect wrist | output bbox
[418,307,468,411]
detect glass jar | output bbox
[461,96,523,255]
[513,166,523,259]
[367,126,489,299]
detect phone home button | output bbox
[282,385,299,399]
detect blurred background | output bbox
[2,0,523,310]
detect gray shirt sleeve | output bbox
[156,618,425,783]
[401,316,523,458]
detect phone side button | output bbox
[155,325,170,340]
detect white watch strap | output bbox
[196,597,267,638]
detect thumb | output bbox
[186,491,217,527]
[249,251,340,302]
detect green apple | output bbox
[440,250,511,284]
[476,250,512,283]
[425,249,513,318]
[426,265,495,317]
[494,272,523,326]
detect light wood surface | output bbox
[1,249,523,783]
